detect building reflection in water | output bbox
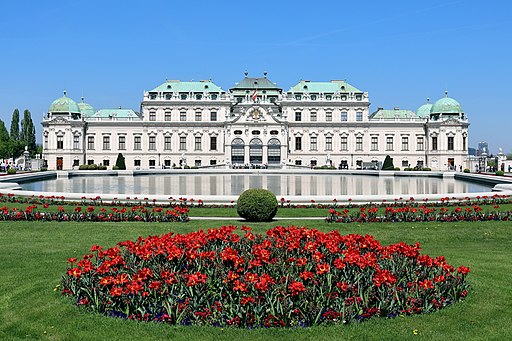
[23,174,494,196]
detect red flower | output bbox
[288,281,306,296]
[316,263,330,275]
[457,266,470,275]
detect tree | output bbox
[20,109,36,153]
[0,119,12,159]
[10,109,19,141]
[382,155,395,170]
[115,153,126,170]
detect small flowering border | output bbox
[326,204,511,223]
[61,226,470,327]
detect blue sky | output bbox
[0,0,510,154]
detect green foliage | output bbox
[114,153,126,170]
[496,170,505,176]
[88,164,98,170]
[7,167,16,174]
[464,168,470,173]
[313,165,336,169]
[20,110,36,153]
[9,109,19,141]
[0,120,12,159]
[382,155,394,170]
[78,165,88,170]
[98,165,107,170]
[237,188,278,222]
[423,167,432,171]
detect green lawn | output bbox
[1,219,511,340]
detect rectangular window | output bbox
[180,111,186,121]
[310,136,317,151]
[118,136,126,150]
[195,160,201,167]
[164,136,171,150]
[401,136,409,151]
[462,136,466,151]
[195,111,202,121]
[341,136,348,151]
[164,160,171,168]
[149,160,156,168]
[432,136,438,151]
[87,136,94,150]
[149,136,156,150]
[295,160,302,165]
[417,137,424,151]
[356,136,363,151]
[210,111,217,121]
[103,159,110,167]
[165,111,171,121]
[386,136,394,151]
[356,112,363,121]
[210,136,217,150]
[326,111,332,121]
[341,112,347,121]
[44,135,49,150]
[295,136,302,150]
[371,136,378,151]
[210,160,217,165]
[195,136,202,150]
[134,159,141,167]
[134,136,141,150]
[73,159,80,167]
[310,112,317,122]
[448,136,454,150]
[180,136,187,150]
[57,136,64,150]
[325,136,332,151]
[402,160,409,167]
[73,135,79,149]
[103,136,110,150]
[295,111,302,121]
[149,112,156,121]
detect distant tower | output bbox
[477,141,489,156]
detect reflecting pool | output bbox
[20,174,493,196]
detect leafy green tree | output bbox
[0,119,12,159]
[382,155,395,170]
[115,153,126,170]
[20,109,36,153]
[10,109,19,141]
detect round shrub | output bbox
[88,164,98,170]
[496,170,504,176]
[463,168,470,173]
[7,167,16,174]
[237,188,277,222]
[78,164,88,170]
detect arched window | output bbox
[249,138,263,164]
[231,138,245,164]
[267,138,281,164]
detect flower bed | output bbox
[61,226,470,327]
[0,205,189,222]
[326,204,512,223]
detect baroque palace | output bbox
[42,73,469,171]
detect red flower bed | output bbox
[62,226,470,327]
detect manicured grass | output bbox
[1,220,511,340]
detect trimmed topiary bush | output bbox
[7,167,16,174]
[463,168,470,173]
[496,170,504,176]
[115,153,126,170]
[88,164,98,170]
[237,188,278,222]
[381,155,394,170]
[78,164,88,170]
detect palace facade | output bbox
[42,73,469,171]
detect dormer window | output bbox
[234,130,242,135]
[150,94,156,100]
[295,94,301,100]
[196,94,203,100]
[311,94,317,100]
[180,94,187,100]
[211,94,218,100]
[356,94,362,101]
[325,95,332,100]
[165,94,172,100]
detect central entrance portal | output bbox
[249,138,263,164]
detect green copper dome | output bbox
[78,97,95,116]
[416,99,433,118]
[48,92,81,114]
[431,93,462,114]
